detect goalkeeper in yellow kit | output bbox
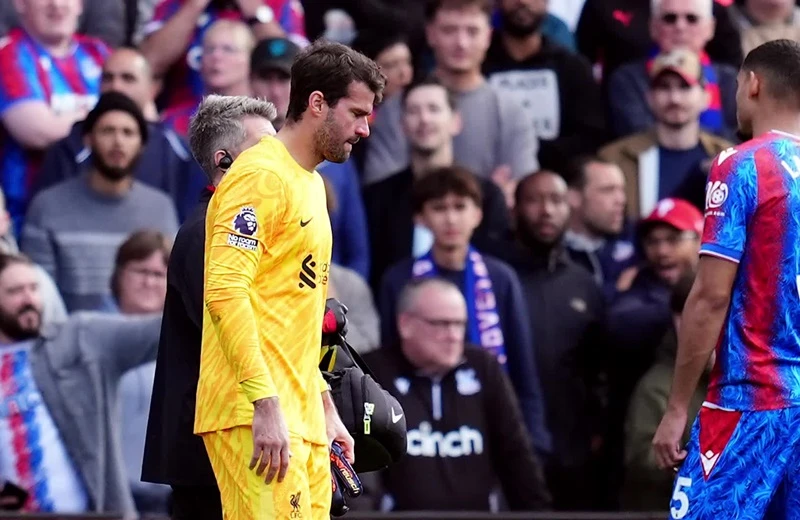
[196,40,385,520]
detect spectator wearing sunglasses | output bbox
[576,0,742,83]
[607,0,739,141]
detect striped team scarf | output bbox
[647,49,723,132]
[411,247,508,368]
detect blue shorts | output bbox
[669,404,800,520]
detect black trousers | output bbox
[170,485,223,520]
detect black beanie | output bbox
[83,92,149,143]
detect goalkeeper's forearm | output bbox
[206,292,276,400]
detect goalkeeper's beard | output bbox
[317,112,356,164]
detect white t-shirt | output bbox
[0,341,88,512]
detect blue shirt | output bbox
[318,159,370,279]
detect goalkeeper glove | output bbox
[330,441,362,516]
[322,298,348,346]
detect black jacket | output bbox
[363,166,511,293]
[141,188,215,486]
[378,255,552,456]
[483,34,607,173]
[496,242,607,467]
[363,345,551,511]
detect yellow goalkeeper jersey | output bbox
[195,136,331,445]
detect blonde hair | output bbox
[203,19,256,52]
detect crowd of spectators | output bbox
[0,0,796,516]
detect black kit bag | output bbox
[320,336,407,473]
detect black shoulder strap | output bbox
[319,334,376,379]
[339,335,376,378]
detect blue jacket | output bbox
[378,255,552,455]
[35,121,207,223]
[318,160,370,279]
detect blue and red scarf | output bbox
[412,247,508,368]
[647,49,723,132]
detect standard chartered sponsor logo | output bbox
[406,421,484,458]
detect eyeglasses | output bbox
[202,44,245,56]
[660,12,701,25]
[410,314,467,330]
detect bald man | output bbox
[101,47,160,122]
[35,47,206,222]
[363,277,551,511]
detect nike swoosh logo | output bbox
[391,408,403,424]
[300,218,313,227]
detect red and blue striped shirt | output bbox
[702,130,800,410]
[0,28,108,234]
[145,0,307,112]
[0,342,87,512]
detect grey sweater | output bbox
[31,312,162,516]
[363,83,540,184]
[21,176,179,312]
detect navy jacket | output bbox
[607,267,672,357]
[565,225,638,302]
[36,121,206,222]
[378,255,552,455]
[605,267,674,484]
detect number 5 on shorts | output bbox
[671,476,692,519]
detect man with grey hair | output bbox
[607,0,738,139]
[363,277,551,511]
[187,94,278,186]
[141,95,276,520]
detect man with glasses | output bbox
[607,0,738,140]
[363,277,551,511]
[162,20,256,138]
[600,48,732,218]
[604,197,702,501]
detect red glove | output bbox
[322,298,348,346]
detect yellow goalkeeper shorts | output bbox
[202,426,331,520]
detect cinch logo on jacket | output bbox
[406,421,484,458]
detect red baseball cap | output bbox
[640,198,704,235]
